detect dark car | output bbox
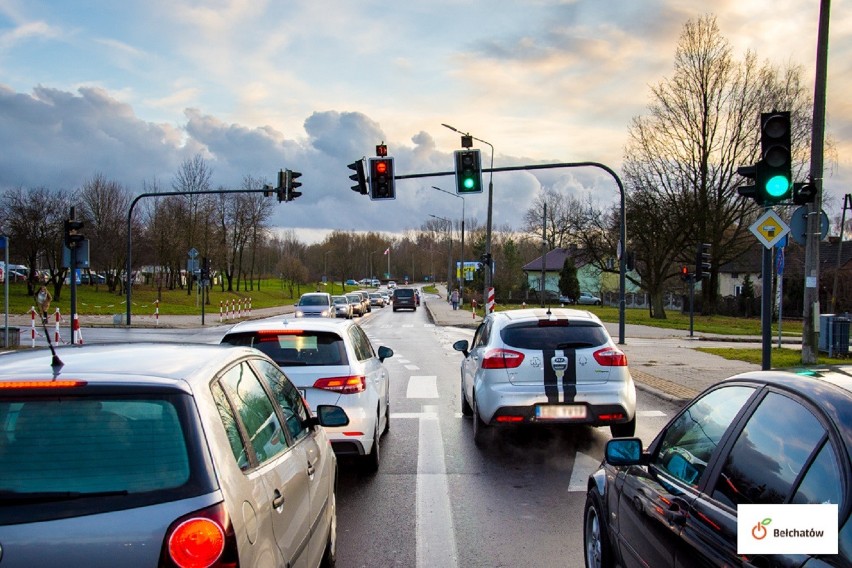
[583,367,852,567]
[392,287,417,311]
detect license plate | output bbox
[535,404,587,420]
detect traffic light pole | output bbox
[396,160,627,345]
[125,188,275,326]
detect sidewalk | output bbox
[421,284,759,403]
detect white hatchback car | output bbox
[453,308,636,445]
[221,317,393,472]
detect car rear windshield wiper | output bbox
[0,489,129,504]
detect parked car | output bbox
[295,292,333,318]
[344,279,358,286]
[346,293,364,317]
[584,367,852,567]
[576,292,602,305]
[452,308,635,445]
[368,292,386,307]
[0,343,347,567]
[221,318,394,472]
[331,294,353,318]
[392,287,417,311]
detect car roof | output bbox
[720,367,852,455]
[225,316,354,334]
[490,308,603,325]
[300,292,329,297]
[0,343,262,388]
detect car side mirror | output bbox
[452,339,470,357]
[378,346,394,362]
[604,437,645,465]
[313,405,350,428]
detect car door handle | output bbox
[665,505,687,527]
[307,463,316,477]
[272,489,286,509]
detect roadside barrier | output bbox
[219,298,253,322]
[154,300,159,326]
[486,287,495,314]
[72,314,83,344]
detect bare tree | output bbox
[618,14,812,317]
[522,187,587,249]
[78,174,132,292]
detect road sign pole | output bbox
[761,242,772,370]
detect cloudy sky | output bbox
[1,0,849,243]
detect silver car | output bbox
[331,294,353,318]
[221,317,394,472]
[0,343,347,567]
[295,292,334,318]
[453,308,636,445]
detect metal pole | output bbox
[689,277,695,337]
[3,235,8,348]
[431,186,465,303]
[802,0,831,363]
[830,194,850,313]
[762,244,772,370]
[540,202,547,307]
[69,207,78,343]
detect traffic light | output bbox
[736,164,762,205]
[369,157,395,200]
[348,159,368,195]
[454,149,482,194]
[479,253,492,266]
[680,265,691,282]
[758,111,792,203]
[286,169,302,201]
[793,181,817,205]
[200,257,210,281]
[262,184,274,198]
[64,219,85,248]
[276,169,287,202]
[695,243,711,282]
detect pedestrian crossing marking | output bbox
[406,375,438,398]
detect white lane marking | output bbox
[637,410,667,417]
[417,405,458,568]
[407,375,438,398]
[405,364,420,371]
[391,411,438,419]
[568,451,602,492]
[397,358,411,364]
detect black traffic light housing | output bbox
[285,169,302,201]
[64,219,85,248]
[695,243,711,282]
[369,157,395,200]
[454,149,483,194]
[737,164,763,206]
[758,111,792,204]
[276,170,287,202]
[348,159,368,195]
[680,265,691,282]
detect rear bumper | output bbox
[476,379,636,427]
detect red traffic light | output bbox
[375,160,388,175]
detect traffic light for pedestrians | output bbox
[695,243,711,282]
[454,149,483,194]
[64,219,85,248]
[758,111,792,204]
[348,159,368,195]
[285,170,302,201]
[793,180,817,205]
[369,157,395,200]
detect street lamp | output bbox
[432,186,465,303]
[324,250,332,285]
[442,123,494,310]
[429,214,453,293]
[370,249,382,283]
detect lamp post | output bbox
[432,186,464,303]
[324,250,332,287]
[370,249,381,283]
[442,123,494,310]
[429,214,453,293]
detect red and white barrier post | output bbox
[54,308,62,344]
[30,307,36,347]
[154,300,159,326]
[486,287,495,314]
[219,301,223,323]
[72,313,83,345]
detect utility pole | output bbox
[802,0,831,364]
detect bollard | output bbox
[73,313,83,345]
[30,307,36,348]
[54,308,62,344]
[219,301,223,323]
[154,300,159,326]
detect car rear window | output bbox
[0,397,190,496]
[394,289,414,298]
[222,330,348,366]
[500,321,609,350]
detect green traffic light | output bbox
[765,175,790,197]
[463,177,475,189]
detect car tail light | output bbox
[313,375,366,394]
[593,347,628,367]
[597,412,625,422]
[161,503,237,568]
[481,348,525,369]
[495,415,524,423]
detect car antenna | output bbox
[39,310,64,374]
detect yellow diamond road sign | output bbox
[749,209,790,249]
